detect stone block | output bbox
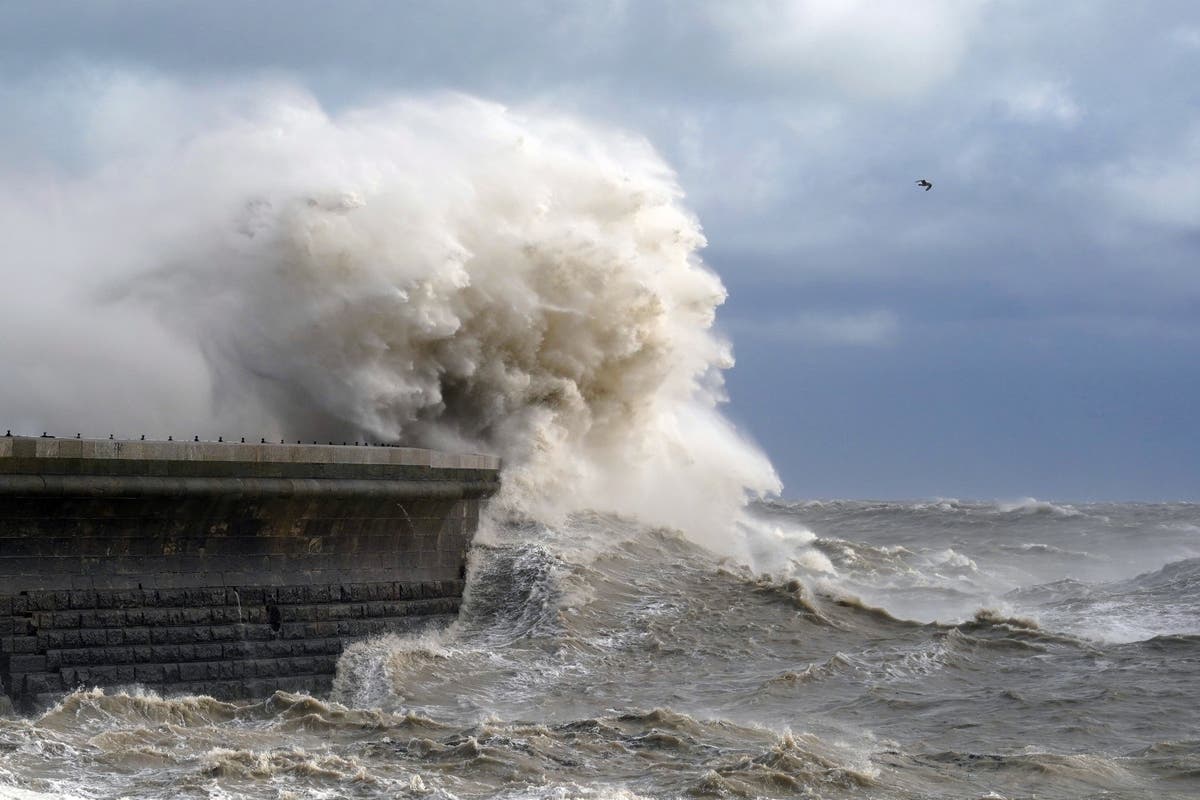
[177,662,207,682]
[259,640,287,658]
[9,654,46,673]
[103,647,133,665]
[64,606,101,629]
[124,627,150,645]
[304,584,333,603]
[209,606,238,625]
[242,607,267,625]
[95,610,122,628]
[183,607,211,625]
[151,589,181,607]
[149,645,179,663]
[188,627,213,643]
[42,630,70,650]
[137,608,165,627]
[194,643,223,661]
[21,672,62,695]
[237,587,266,605]
[222,641,249,659]
[185,588,226,606]
[163,608,189,626]
[277,585,305,604]
[80,629,107,648]
[311,621,338,638]
[50,630,82,649]
[134,664,165,683]
[7,635,39,655]
[29,593,57,612]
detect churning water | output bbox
[3,500,1199,799]
[2,87,1197,798]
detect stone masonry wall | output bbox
[1,579,464,712]
[0,437,499,712]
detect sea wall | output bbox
[0,436,500,712]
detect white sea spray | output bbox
[0,80,779,553]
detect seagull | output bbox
[916,179,933,191]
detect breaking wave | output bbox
[3,82,778,551]
[996,498,1082,517]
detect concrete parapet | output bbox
[0,435,500,472]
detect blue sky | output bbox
[1,1,1197,500]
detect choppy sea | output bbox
[2,499,1198,799]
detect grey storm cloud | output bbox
[1,0,1197,499]
[0,1,983,100]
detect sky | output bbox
[0,1,1197,501]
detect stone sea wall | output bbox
[0,436,500,712]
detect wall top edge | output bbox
[0,436,501,472]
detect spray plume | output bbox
[0,82,779,551]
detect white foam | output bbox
[741,520,836,576]
[996,498,1081,517]
[0,784,88,800]
[929,548,978,572]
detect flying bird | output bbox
[916,179,933,191]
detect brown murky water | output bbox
[3,501,1199,799]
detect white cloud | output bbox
[706,0,988,98]
[1100,125,1200,230]
[730,310,899,347]
[1002,80,1081,126]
